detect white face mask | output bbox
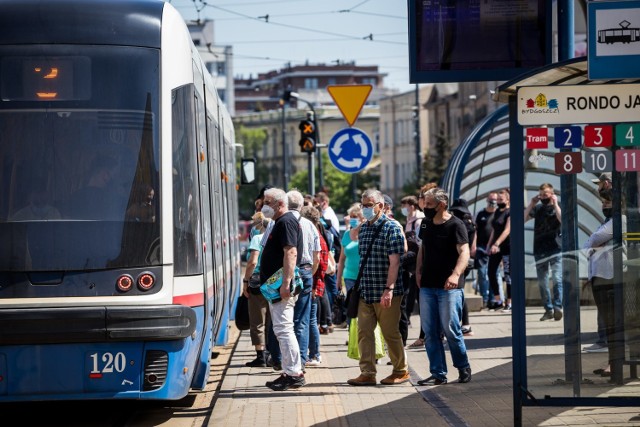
[261,205,275,219]
[362,207,375,221]
[401,207,409,217]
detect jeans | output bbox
[535,252,563,312]
[325,272,339,313]
[475,247,490,303]
[293,266,313,365]
[268,294,301,376]
[419,287,470,379]
[308,295,320,360]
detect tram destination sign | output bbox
[517,84,640,126]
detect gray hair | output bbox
[265,188,288,209]
[425,187,449,207]
[286,189,304,211]
[346,202,362,218]
[361,188,383,204]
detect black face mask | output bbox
[540,198,550,205]
[497,203,507,209]
[487,200,497,208]
[602,208,612,219]
[599,188,612,201]
[423,207,437,220]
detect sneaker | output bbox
[245,356,267,368]
[336,321,348,329]
[380,371,410,385]
[488,301,503,311]
[267,373,306,391]
[458,367,472,383]
[553,308,563,321]
[305,357,321,367]
[417,376,447,386]
[540,310,554,321]
[347,374,376,386]
[461,326,474,336]
[583,343,608,353]
[502,304,512,313]
[266,358,282,371]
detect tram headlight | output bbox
[116,274,134,292]
[137,272,156,291]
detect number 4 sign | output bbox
[554,152,583,174]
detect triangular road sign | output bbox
[327,84,372,127]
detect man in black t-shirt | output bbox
[524,183,563,321]
[260,188,305,391]
[474,193,498,307]
[415,187,472,386]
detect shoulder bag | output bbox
[346,219,387,318]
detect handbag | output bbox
[260,266,303,303]
[235,294,250,331]
[347,318,386,360]
[345,219,387,319]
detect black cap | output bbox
[256,184,273,201]
[383,194,393,208]
[450,198,471,216]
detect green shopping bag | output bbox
[347,318,386,360]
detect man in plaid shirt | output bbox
[347,189,409,386]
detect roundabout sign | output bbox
[328,127,373,174]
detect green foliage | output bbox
[289,151,381,214]
[235,125,269,219]
[423,125,451,186]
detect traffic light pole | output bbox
[289,91,320,195]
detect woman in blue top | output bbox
[336,203,364,325]
[242,212,272,367]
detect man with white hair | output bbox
[260,187,305,391]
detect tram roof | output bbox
[492,56,640,104]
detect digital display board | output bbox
[408,0,552,83]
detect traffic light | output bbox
[298,119,316,153]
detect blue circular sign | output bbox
[328,128,373,174]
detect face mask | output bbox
[497,203,507,209]
[261,205,275,219]
[602,208,612,218]
[540,198,550,205]
[599,188,612,201]
[349,218,360,228]
[401,207,409,217]
[362,207,375,221]
[423,207,437,220]
[487,200,497,208]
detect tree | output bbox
[235,125,269,219]
[422,124,451,186]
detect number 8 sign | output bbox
[554,152,583,174]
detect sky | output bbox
[167,0,414,93]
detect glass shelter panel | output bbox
[521,123,640,399]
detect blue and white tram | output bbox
[0,0,242,401]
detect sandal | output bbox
[408,338,424,348]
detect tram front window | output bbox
[0,45,160,272]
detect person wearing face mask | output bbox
[347,189,408,386]
[582,195,626,379]
[400,195,425,345]
[336,203,365,328]
[415,187,472,385]
[474,192,500,309]
[486,188,512,312]
[524,183,563,321]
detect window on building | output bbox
[362,78,376,86]
[384,123,389,148]
[327,78,336,86]
[304,78,318,89]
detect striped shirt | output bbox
[292,210,321,265]
[358,214,405,303]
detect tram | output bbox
[0,0,243,401]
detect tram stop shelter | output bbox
[487,56,640,423]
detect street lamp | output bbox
[287,91,320,195]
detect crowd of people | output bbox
[239,177,622,391]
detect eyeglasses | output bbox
[361,202,377,208]
[263,199,276,206]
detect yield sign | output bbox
[327,84,372,127]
